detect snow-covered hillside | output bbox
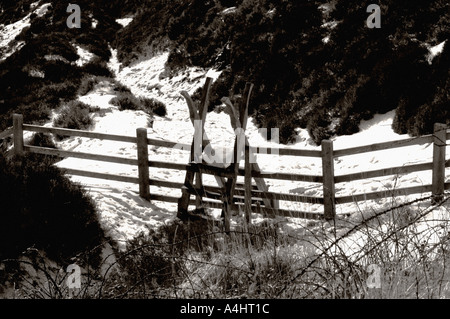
[0,2,51,62]
[44,49,449,249]
[0,5,446,249]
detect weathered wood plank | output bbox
[258,147,322,158]
[147,138,190,149]
[226,191,322,206]
[256,206,322,220]
[189,184,324,204]
[137,128,150,200]
[13,114,24,156]
[333,135,434,157]
[153,193,317,220]
[63,168,139,184]
[335,185,433,204]
[24,124,137,143]
[321,140,335,220]
[24,145,138,165]
[187,162,235,177]
[24,123,188,149]
[432,123,447,203]
[195,77,213,210]
[147,178,257,193]
[245,143,252,223]
[149,161,188,171]
[153,194,224,209]
[335,162,434,183]
[247,170,323,183]
[244,189,324,204]
[149,178,184,189]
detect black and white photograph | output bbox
[0,0,449,307]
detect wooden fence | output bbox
[1,114,449,221]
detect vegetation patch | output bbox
[114,0,449,145]
[53,101,95,137]
[110,90,167,117]
[0,153,105,268]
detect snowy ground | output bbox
[0,8,446,249]
[45,49,449,249]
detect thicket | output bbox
[2,1,447,144]
[0,153,105,267]
[53,101,95,135]
[114,0,449,144]
[0,1,119,131]
[110,91,167,117]
[0,0,36,25]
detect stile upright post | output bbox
[244,128,252,224]
[137,128,150,200]
[13,114,24,156]
[321,140,336,220]
[432,123,446,204]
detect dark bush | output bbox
[139,97,167,117]
[53,101,94,135]
[15,101,52,126]
[27,132,59,163]
[42,81,79,102]
[80,59,113,77]
[110,90,164,116]
[0,154,105,265]
[209,69,233,109]
[77,75,101,96]
[166,47,192,73]
[112,81,132,94]
[110,94,140,111]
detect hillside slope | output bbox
[1,0,448,144]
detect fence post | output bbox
[322,140,335,220]
[432,123,446,204]
[13,114,24,156]
[136,128,150,200]
[244,142,252,224]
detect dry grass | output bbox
[2,191,450,299]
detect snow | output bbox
[116,17,133,28]
[427,40,446,64]
[0,14,29,62]
[29,50,447,249]
[221,7,237,15]
[34,3,51,17]
[92,18,98,29]
[0,2,51,62]
[74,45,95,66]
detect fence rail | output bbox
[1,114,449,221]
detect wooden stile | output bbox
[4,111,449,226]
[222,96,278,211]
[178,77,213,215]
